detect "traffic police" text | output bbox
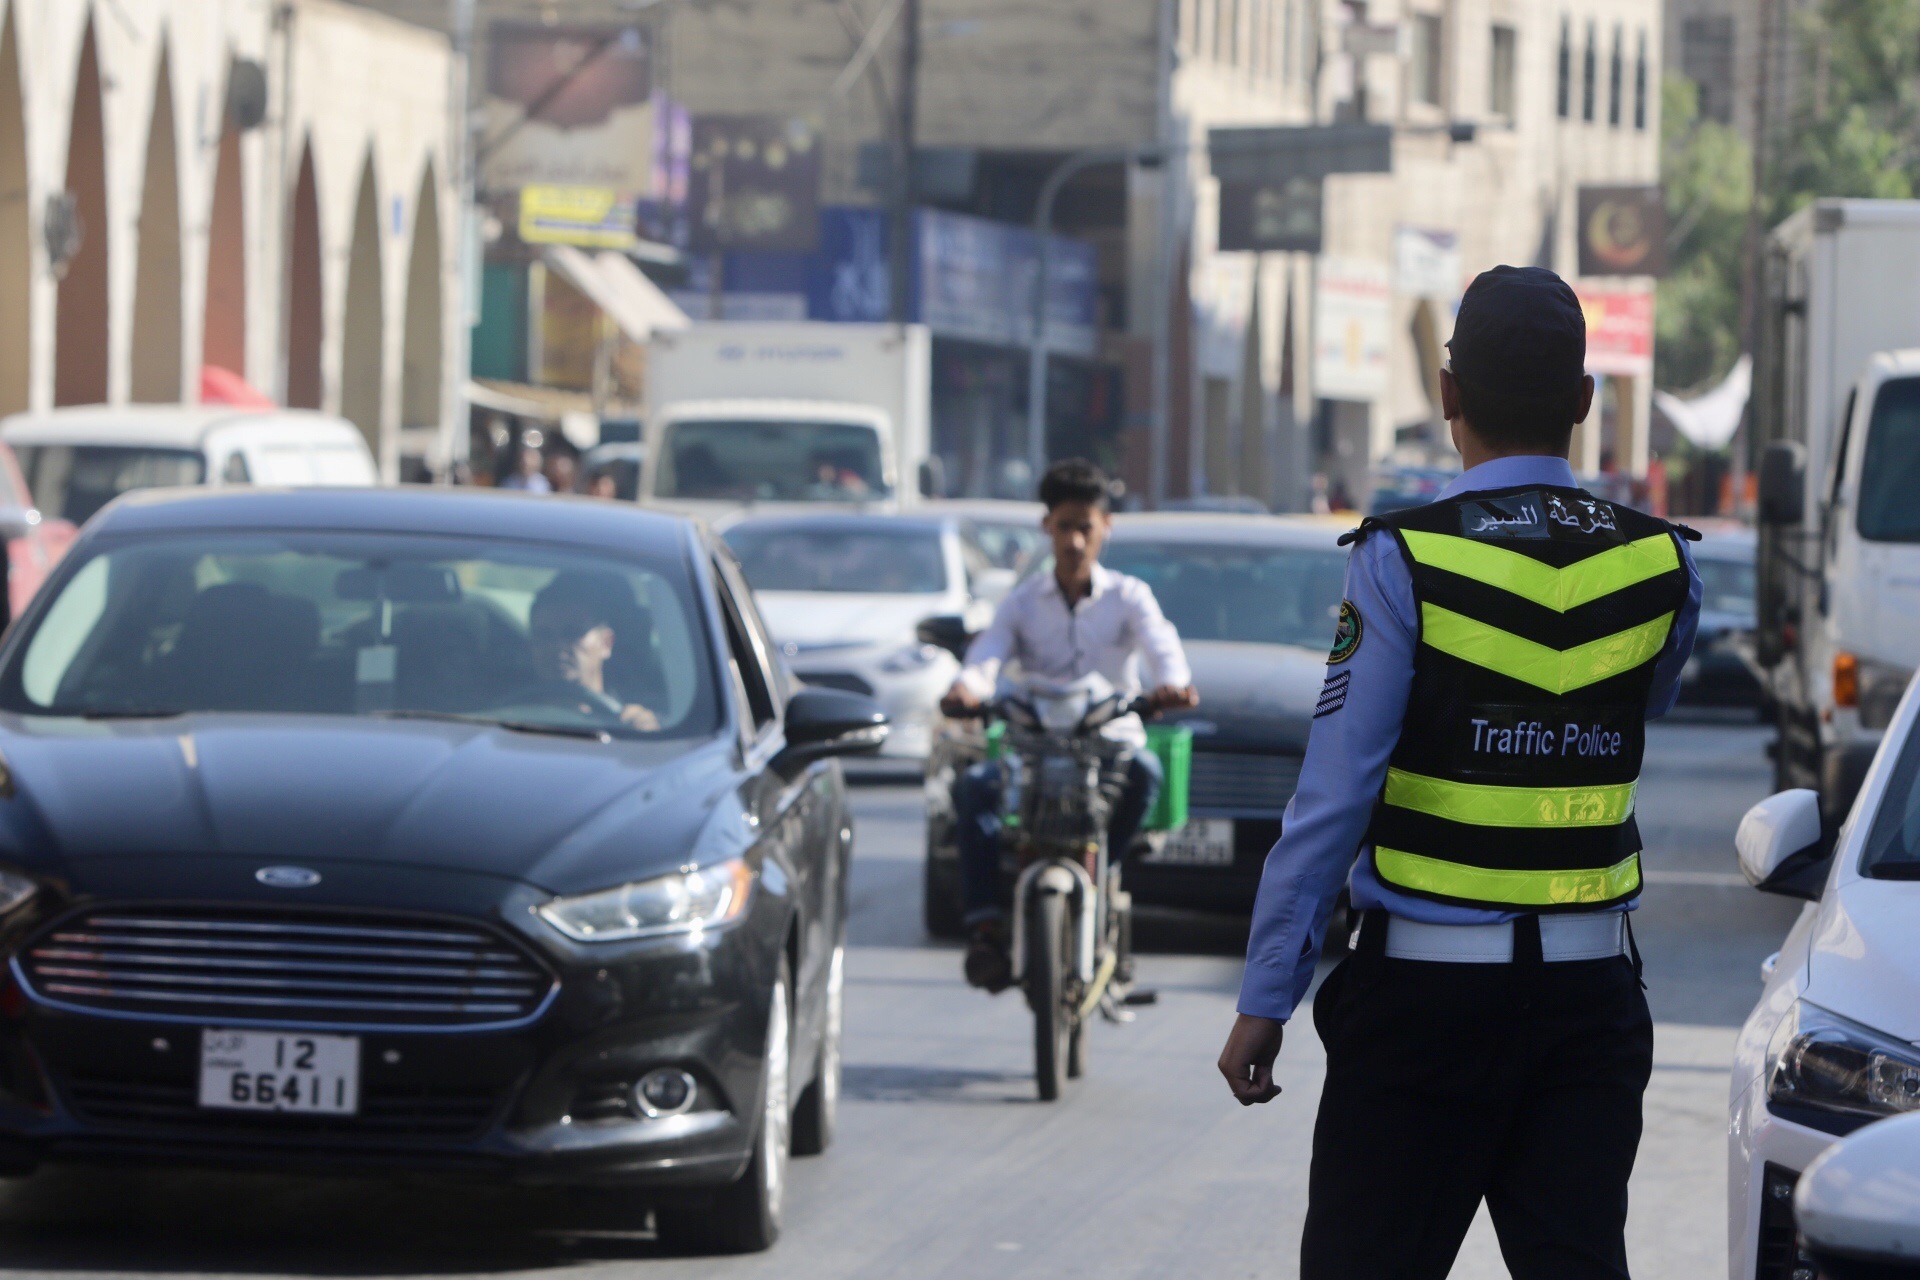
[1470,719,1625,758]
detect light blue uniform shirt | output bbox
[1235,456,1704,1021]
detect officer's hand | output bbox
[940,682,982,718]
[1148,684,1200,712]
[1218,1013,1285,1106]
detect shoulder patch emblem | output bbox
[1328,601,1363,664]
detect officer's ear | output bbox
[1574,374,1597,425]
[1439,365,1463,422]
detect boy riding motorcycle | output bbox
[940,459,1199,991]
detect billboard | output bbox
[1314,258,1392,399]
[1577,185,1668,278]
[1211,125,1392,254]
[518,186,638,250]
[1394,226,1462,299]
[482,24,654,193]
[687,116,822,254]
[1576,287,1655,377]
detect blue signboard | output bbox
[656,205,1097,356]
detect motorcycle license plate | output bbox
[1149,819,1235,867]
[199,1029,360,1114]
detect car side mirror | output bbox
[1736,788,1831,899]
[915,614,973,661]
[918,457,946,499]
[773,687,888,775]
[1758,441,1807,526]
[0,505,37,542]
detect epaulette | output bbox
[1337,516,1387,548]
[1672,522,1703,543]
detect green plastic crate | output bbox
[1143,723,1192,832]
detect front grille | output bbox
[61,1071,504,1139]
[1756,1162,1810,1280]
[1189,750,1303,814]
[803,671,875,696]
[19,907,556,1029]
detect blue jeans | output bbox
[954,747,1163,926]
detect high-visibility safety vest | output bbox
[1353,485,1692,912]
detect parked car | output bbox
[0,440,76,623]
[0,486,886,1253]
[921,513,1348,935]
[724,512,1005,764]
[2,406,378,527]
[925,498,1047,575]
[1728,663,1920,1280]
[1680,520,1766,710]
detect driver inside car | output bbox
[940,458,1199,992]
[523,572,661,732]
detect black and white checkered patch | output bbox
[1314,669,1352,719]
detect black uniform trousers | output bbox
[1301,910,1654,1280]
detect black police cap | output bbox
[1445,265,1586,400]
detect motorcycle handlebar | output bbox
[942,693,1160,724]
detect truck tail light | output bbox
[1835,652,1859,708]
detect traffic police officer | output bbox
[1217,265,1702,1279]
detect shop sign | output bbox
[482,24,655,193]
[687,116,822,253]
[1314,257,1392,400]
[916,209,1097,356]
[518,185,637,250]
[1210,124,1392,254]
[1577,185,1668,278]
[1576,287,1655,377]
[1394,226,1462,299]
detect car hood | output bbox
[0,714,745,898]
[1805,878,1920,1043]
[756,592,952,650]
[1163,640,1321,749]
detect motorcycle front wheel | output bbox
[1026,889,1073,1101]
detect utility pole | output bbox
[449,0,476,482]
[1733,0,1777,517]
[1149,0,1177,509]
[888,0,920,323]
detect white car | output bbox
[723,512,1004,762]
[1728,668,1920,1279]
[3,406,377,527]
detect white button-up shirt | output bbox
[957,563,1192,744]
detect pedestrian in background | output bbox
[1217,266,1703,1279]
[498,440,550,493]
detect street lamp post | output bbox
[1025,147,1164,484]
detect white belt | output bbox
[1365,912,1629,963]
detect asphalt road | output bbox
[0,713,1801,1279]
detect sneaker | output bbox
[963,922,1012,993]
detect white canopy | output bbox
[540,245,691,345]
[1655,355,1751,451]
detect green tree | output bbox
[1656,74,1752,392]
[1776,0,1920,207]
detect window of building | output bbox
[1634,29,1649,128]
[1411,12,1444,107]
[1680,15,1734,123]
[1282,0,1295,84]
[1581,21,1597,121]
[1607,24,1623,125]
[1489,24,1517,118]
[1218,0,1236,64]
[1556,18,1572,118]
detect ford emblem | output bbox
[255,866,321,889]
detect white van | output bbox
[0,406,378,527]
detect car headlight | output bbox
[1767,999,1920,1121]
[536,859,753,942]
[0,868,33,915]
[879,643,942,675]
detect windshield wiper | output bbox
[369,709,624,740]
[80,707,186,720]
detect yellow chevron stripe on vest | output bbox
[1374,847,1643,907]
[1420,603,1674,694]
[1383,768,1638,827]
[1401,530,1679,612]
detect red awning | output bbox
[199,365,276,409]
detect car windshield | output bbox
[726,525,947,594]
[969,521,1047,574]
[1697,553,1755,618]
[1856,377,1920,542]
[0,532,719,739]
[1101,540,1347,648]
[1858,719,1920,877]
[656,420,889,503]
[13,445,206,526]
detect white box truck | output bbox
[642,322,934,520]
[1754,199,1920,819]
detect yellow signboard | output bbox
[518,185,636,249]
